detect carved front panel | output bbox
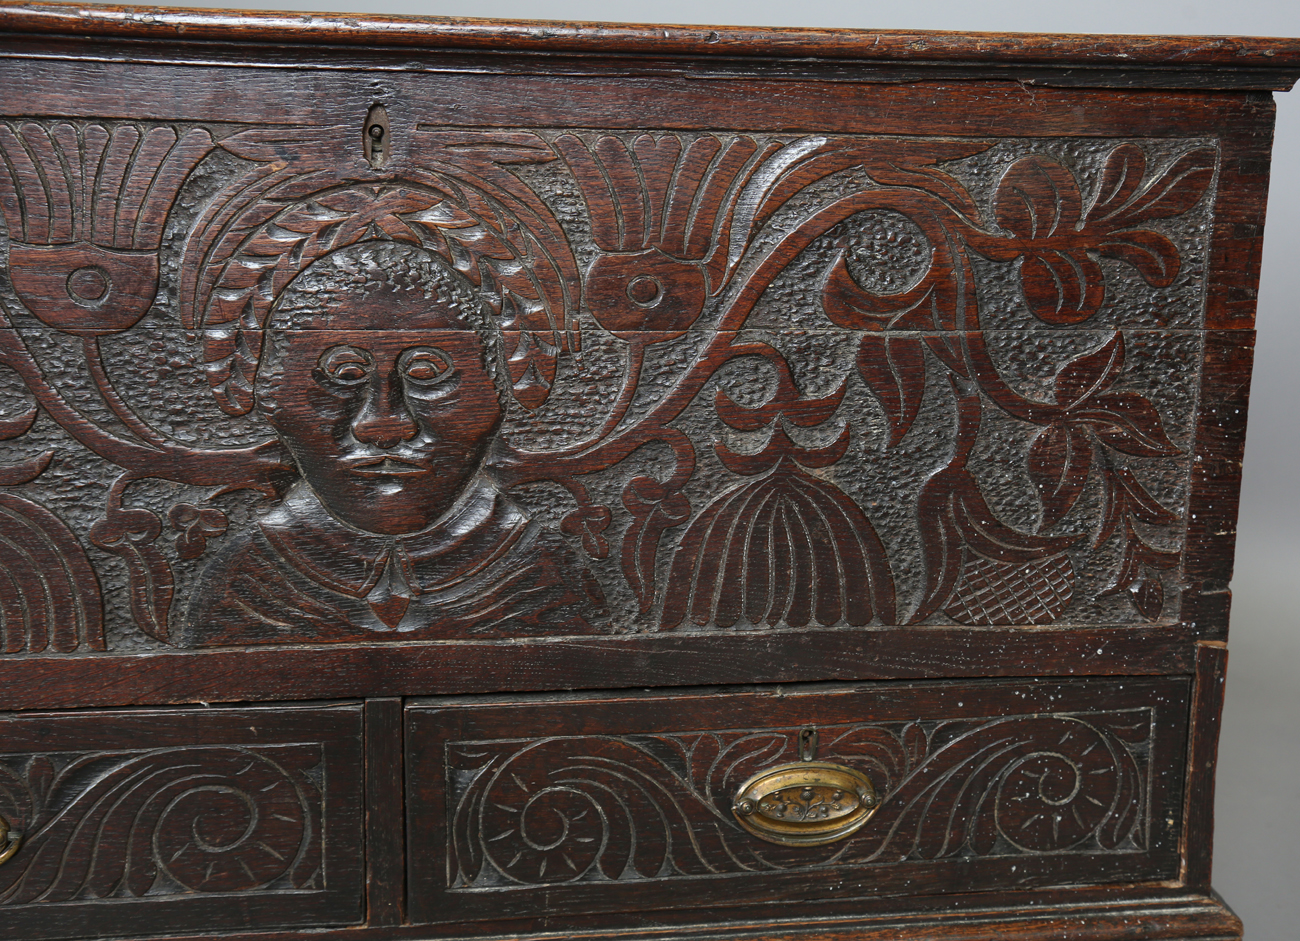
[0,115,1218,652]
[0,705,363,939]
[406,678,1189,923]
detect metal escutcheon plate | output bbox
[732,760,879,846]
[0,813,19,865]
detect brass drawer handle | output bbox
[732,728,879,846]
[0,814,21,866]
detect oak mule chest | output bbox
[0,5,1293,940]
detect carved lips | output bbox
[347,456,432,477]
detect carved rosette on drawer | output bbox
[0,706,363,940]
[406,678,1190,925]
[0,119,1218,652]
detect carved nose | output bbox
[351,375,418,448]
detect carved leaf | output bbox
[621,477,692,614]
[561,504,612,560]
[1113,466,1180,526]
[1109,148,1217,227]
[89,507,172,643]
[1097,229,1182,288]
[0,397,37,441]
[1078,391,1180,457]
[169,503,230,561]
[821,251,931,328]
[856,333,926,445]
[1101,511,1180,621]
[1089,143,1147,223]
[1130,576,1165,621]
[0,450,53,487]
[865,159,982,222]
[1055,332,1125,409]
[1018,250,1106,325]
[1027,422,1093,527]
[995,156,1082,241]
[715,424,850,476]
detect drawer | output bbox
[0,704,364,939]
[405,678,1189,927]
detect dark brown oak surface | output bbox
[0,4,1289,940]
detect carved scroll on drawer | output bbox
[0,705,363,940]
[0,116,1221,656]
[405,677,1190,925]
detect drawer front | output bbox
[0,704,364,939]
[406,678,1189,926]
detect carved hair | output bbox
[190,180,567,417]
[255,241,508,411]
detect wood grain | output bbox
[0,626,1200,710]
[365,699,405,927]
[2,1,1300,84]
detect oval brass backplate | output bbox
[0,814,20,865]
[732,761,879,846]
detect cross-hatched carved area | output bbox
[0,122,1216,649]
[943,555,1076,625]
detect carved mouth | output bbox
[347,456,431,478]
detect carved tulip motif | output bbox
[663,347,894,629]
[0,122,214,335]
[584,249,706,340]
[556,132,767,342]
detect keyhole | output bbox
[799,727,818,762]
[364,104,390,169]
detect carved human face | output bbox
[257,280,503,535]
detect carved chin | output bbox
[314,475,468,535]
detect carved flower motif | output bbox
[169,503,230,561]
[0,122,214,335]
[661,458,894,629]
[584,249,706,340]
[991,145,1216,324]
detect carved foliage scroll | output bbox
[0,118,1217,648]
[445,708,1155,889]
[0,702,363,938]
[0,745,324,904]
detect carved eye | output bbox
[399,347,455,387]
[318,346,372,386]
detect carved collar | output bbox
[258,476,528,600]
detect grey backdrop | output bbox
[76,0,1300,936]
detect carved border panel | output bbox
[0,119,1220,652]
[406,678,1190,925]
[0,705,364,939]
